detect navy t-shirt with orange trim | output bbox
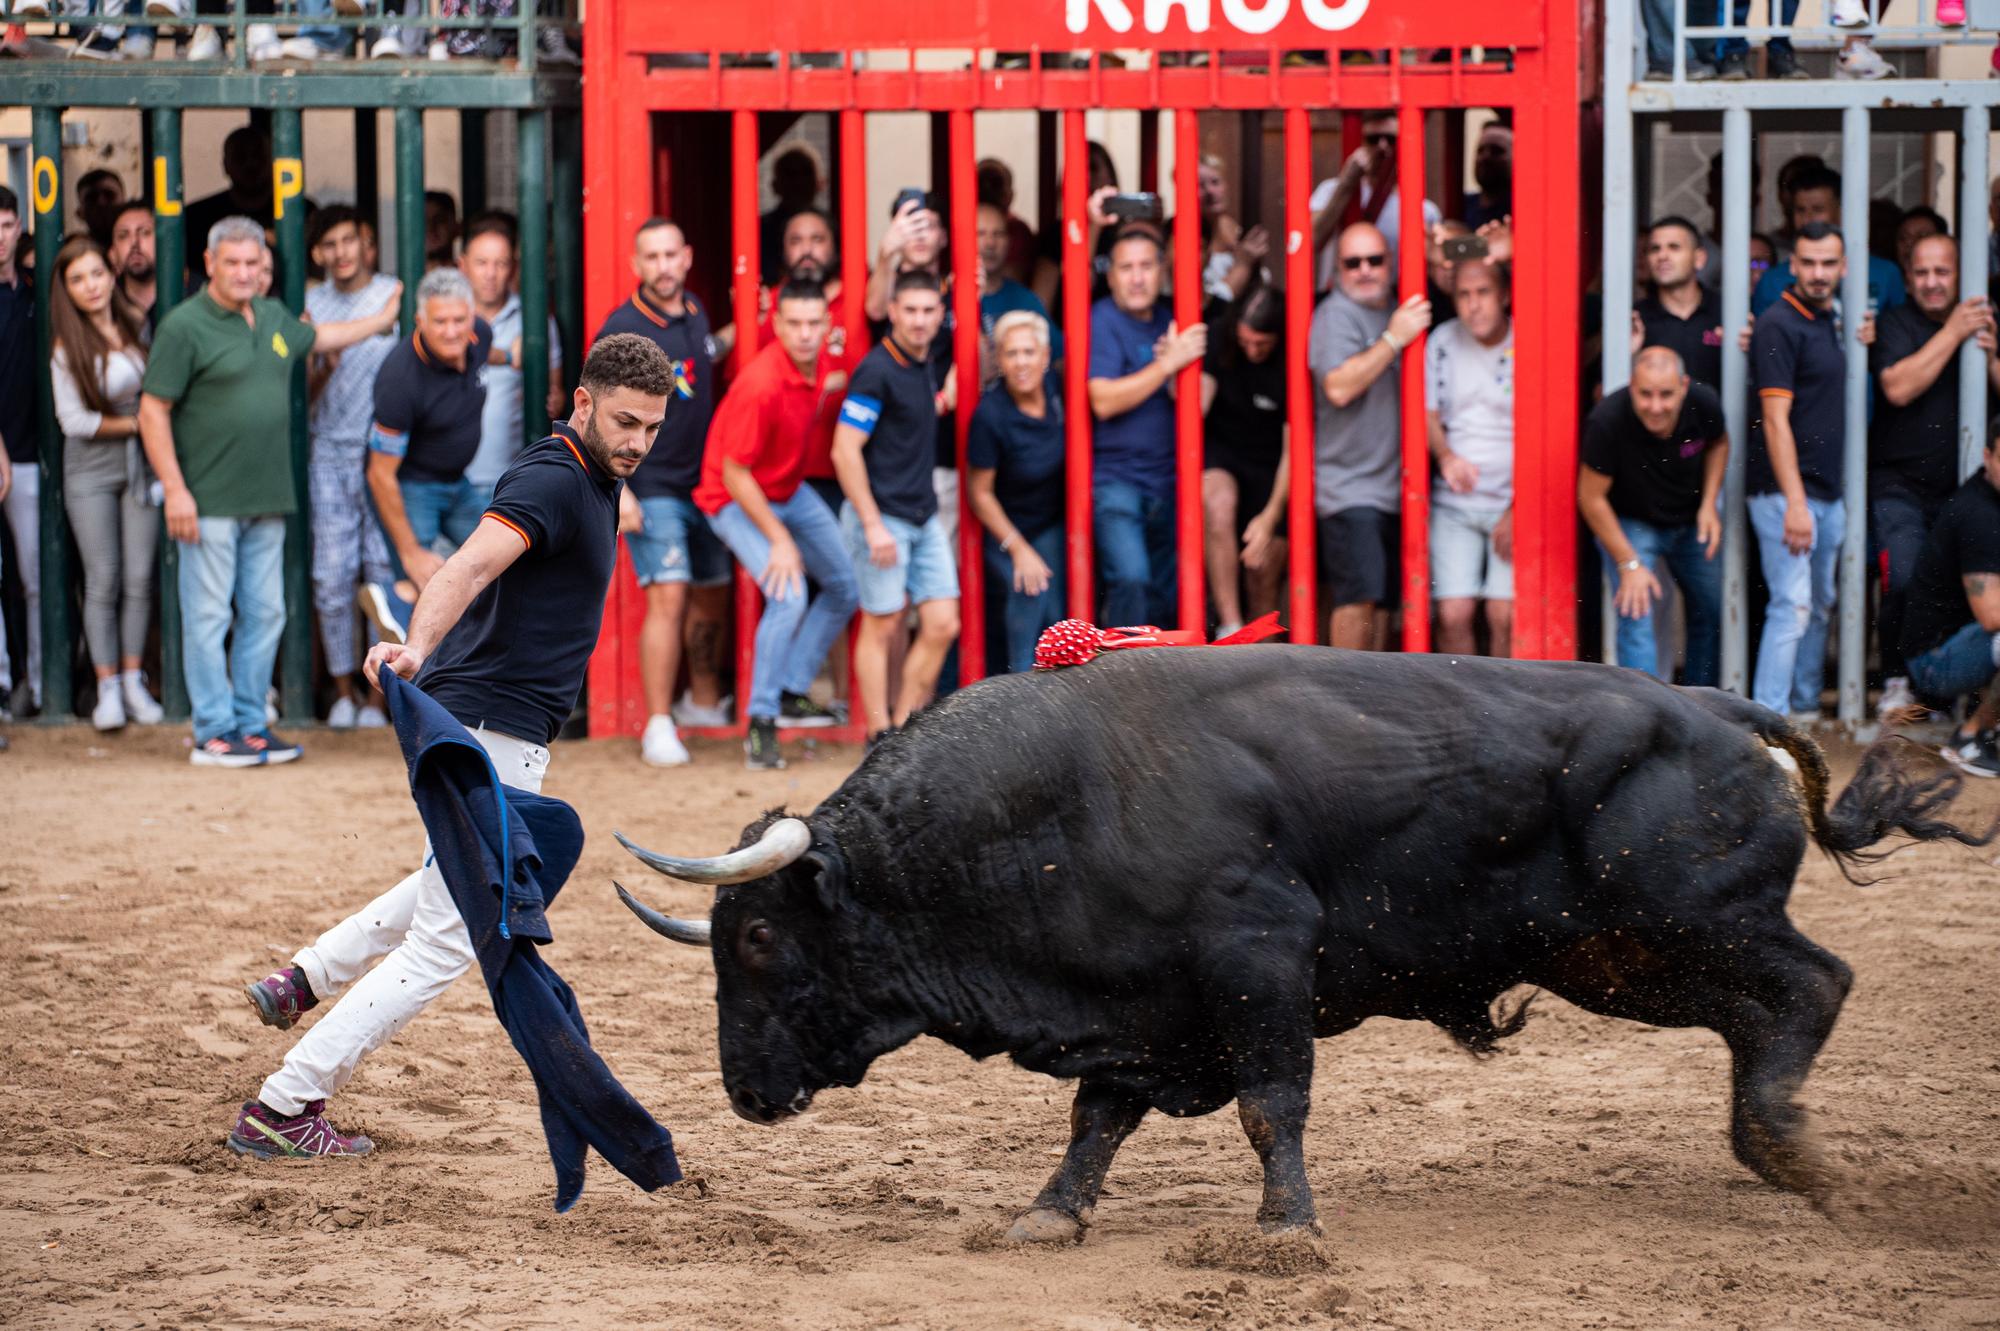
[1747,288,1845,503]
[372,320,495,485]
[596,288,717,500]
[415,421,620,746]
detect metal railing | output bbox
[1649,0,1995,83]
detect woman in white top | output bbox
[49,235,161,731]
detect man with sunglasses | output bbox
[1309,222,1431,651]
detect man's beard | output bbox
[579,410,646,474]
[122,256,155,282]
[788,257,827,282]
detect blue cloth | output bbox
[1087,299,1176,499]
[1093,478,1177,628]
[1597,518,1722,687]
[1749,492,1844,714]
[1751,255,1904,320]
[378,668,683,1212]
[178,515,286,744]
[707,487,858,719]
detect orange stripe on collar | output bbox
[629,292,668,328]
[1780,290,1815,321]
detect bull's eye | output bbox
[747,923,774,948]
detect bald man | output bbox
[1578,346,1729,685]
[1307,222,1432,650]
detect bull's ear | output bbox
[804,850,847,914]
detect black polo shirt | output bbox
[595,288,717,500]
[967,375,1066,539]
[1900,471,2000,661]
[1748,289,1846,502]
[1201,300,1285,475]
[1870,302,1986,503]
[840,336,945,525]
[372,319,495,485]
[1636,286,1724,392]
[416,422,621,746]
[1581,383,1725,528]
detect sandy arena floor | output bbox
[1,722,1998,1330]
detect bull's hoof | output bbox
[1004,1206,1085,1245]
[1256,1215,1324,1237]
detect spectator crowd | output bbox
[3,115,1998,778]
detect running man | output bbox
[227,333,673,1159]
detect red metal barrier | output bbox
[583,5,1584,738]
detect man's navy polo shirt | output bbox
[1087,296,1176,498]
[373,320,495,485]
[841,336,945,525]
[416,421,621,747]
[595,287,717,500]
[1748,288,1846,502]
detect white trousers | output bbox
[259,726,550,1116]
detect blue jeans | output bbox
[401,477,485,551]
[1711,0,1798,61]
[1093,480,1177,628]
[1907,622,2000,706]
[296,0,347,52]
[985,527,1067,674]
[1749,492,1844,715]
[178,515,287,744]
[707,488,859,720]
[1598,518,1723,687]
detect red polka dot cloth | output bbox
[1033,611,1285,670]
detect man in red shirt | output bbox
[697,279,860,769]
[756,208,869,506]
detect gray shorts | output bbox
[1430,503,1513,601]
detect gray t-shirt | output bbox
[1424,319,1515,512]
[1307,288,1401,518]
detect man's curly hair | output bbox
[580,332,674,399]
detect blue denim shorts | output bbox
[626,494,731,588]
[839,505,960,615]
[1907,621,2000,706]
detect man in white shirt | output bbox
[1425,260,1516,658]
[459,212,564,511]
[1308,111,1441,293]
[304,205,402,729]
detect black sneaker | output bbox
[779,690,845,729]
[1718,50,1749,80]
[1940,727,2000,779]
[745,716,787,770]
[191,732,267,768]
[244,728,303,766]
[1766,45,1807,79]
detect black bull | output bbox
[616,646,1991,1242]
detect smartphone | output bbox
[1441,234,1490,263]
[891,187,930,217]
[1103,191,1163,222]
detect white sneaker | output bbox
[245,21,279,59]
[11,1,52,17]
[142,0,186,15]
[327,695,359,729]
[92,684,127,732]
[1876,676,1915,720]
[671,692,734,729]
[1830,0,1869,25]
[277,34,332,59]
[425,37,448,60]
[356,703,387,728]
[640,714,691,767]
[121,671,164,724]
[1835,42,1893,79]
[368,32,410,58]
[185,23,222,59]
[331,0,369,12]
[120,28,154,57]
[265,687,280,726]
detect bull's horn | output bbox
[613,817,813,886]
[614,881,712,947]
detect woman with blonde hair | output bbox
[967,310,1067,672]
[48,234,162,731]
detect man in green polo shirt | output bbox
[139,216,399,767]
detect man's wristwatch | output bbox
[1618,558,1644,573]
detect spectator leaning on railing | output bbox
[968,310,1066,675]
[1579,346,1728,686]
[1308,221,1430,652]
[47,235,163,733]
[139,216,399,768]
[1868,234,2000,719]
[1901,422,2000,779]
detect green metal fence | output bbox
[9,8,580,725]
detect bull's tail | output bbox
[1750,711,1995,883]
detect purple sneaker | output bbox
[227,1099,374,1159]
[246,966,317,1030]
